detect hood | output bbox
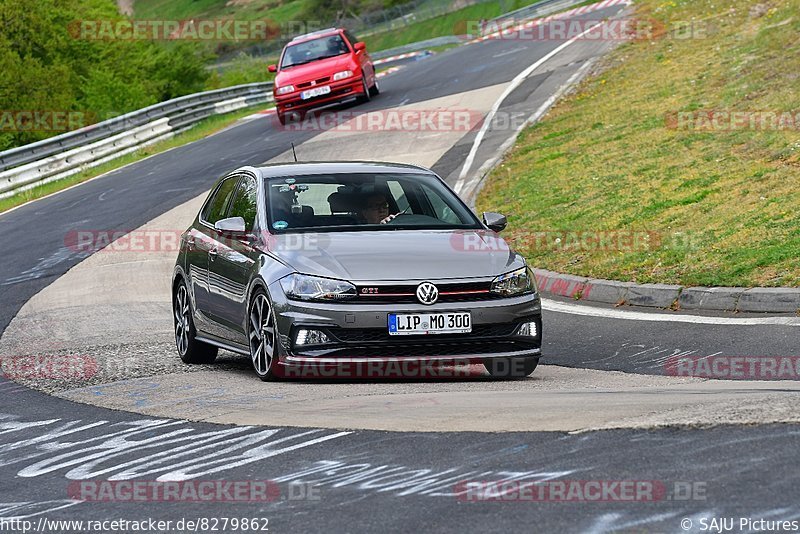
[275,55,355,87]
[267,229,524,282]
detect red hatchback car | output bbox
[268,28,379,124]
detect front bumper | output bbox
[274,77,364,115]
[267,280,542,364]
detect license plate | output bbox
[388,312,472,335]
[300,85,331,100]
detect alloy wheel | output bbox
[249,292,277,378]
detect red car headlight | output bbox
[332,70,353,81]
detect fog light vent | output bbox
[517,321,538,337]
[295,329,331,346]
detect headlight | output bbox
[280,273,357,302]
[276,85,294,95]
[491,267,536,297]
[332,70,353,81]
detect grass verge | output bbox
[476,0,800,288]
[364,0,534,52]
[133,0,313,22]
[0,106,272,214]
[206,0,595,86]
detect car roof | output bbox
[288,28,343,45]
[255,161,435,178]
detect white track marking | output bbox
[542,298,800,326]
[456,21,605,187]
[461,58,596,201]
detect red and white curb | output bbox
[373,51,429,66]
[466,0,633,44]
[534,268,800,314]
[376,66,402,78]
[239,107,276,122]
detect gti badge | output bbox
[416,282,439,305]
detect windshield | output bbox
[280,35,349,69]
[265,173,482,233]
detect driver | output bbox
[359,193,400,224]
[326,37,346,55]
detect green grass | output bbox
[150,0,573,87]
[133,0,313,63]
[364,0,535,51]
[476,0,800,287]
[0,105,272,214]
[133,0,312,22]
[207,54,276,88]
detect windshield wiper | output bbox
[282,53,343,69]
[282,60,313,68]
[313,53,343,61]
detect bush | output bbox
[206,54,274,90]
[0,0,211,151]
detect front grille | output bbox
[330,323,519,343]
[289,317,541,358]
[286,86,354,109]
[300,340,534,358]
[355,281,499,303]
[297,76,331,89]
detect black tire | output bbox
[173,280,218,364]
[484,357,538,379]
[359,75,371,103]
[248,288,280,381]
[277,111,287,125]
[368,77,380,97]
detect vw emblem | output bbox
[416,282,439,305]
[310,80,316,86]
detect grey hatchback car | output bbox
[172,162,542,381]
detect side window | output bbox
[421,183,461,223]
[344,30,359,48]
[229,176,259,232]
[387,181,410,212]
[201,177,238,225]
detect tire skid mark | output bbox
[0,414,350,482]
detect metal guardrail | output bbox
[0,0,596,200]
[0,82,273,199]
[487,0,586,26]
[0,82,273,174]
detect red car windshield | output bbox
[281,35,350,69]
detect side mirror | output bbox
[215,216,246,234]
[354,41,366,52]
[267,64,277,73]
[482,212,507,233]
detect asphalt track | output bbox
[1,4,799,533]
